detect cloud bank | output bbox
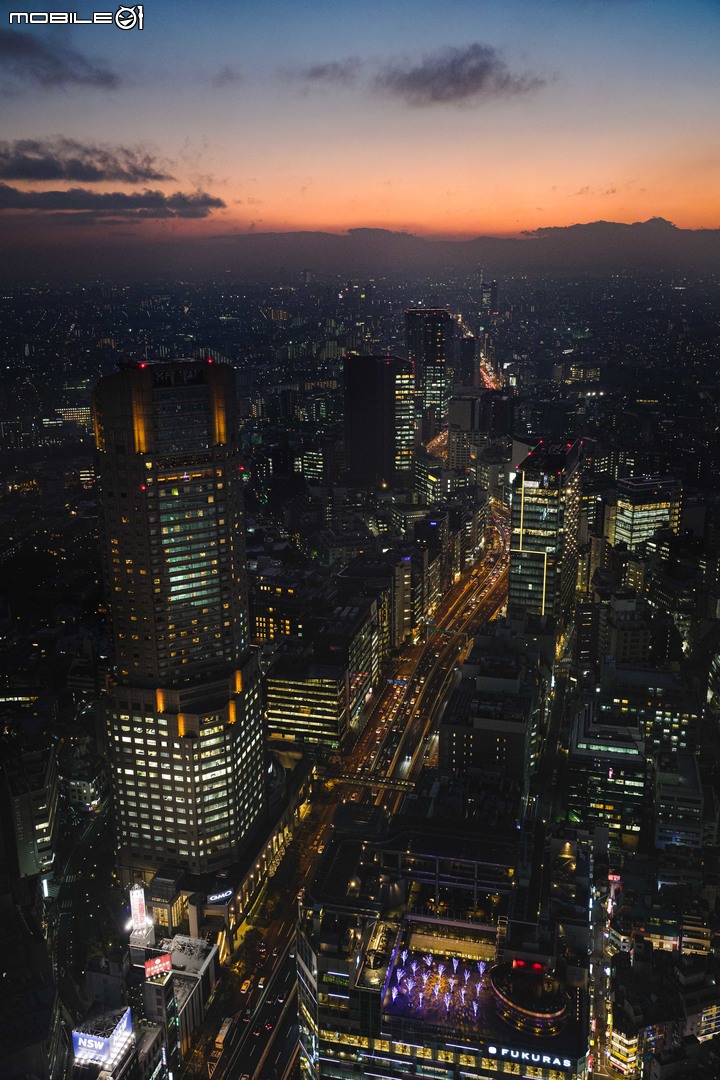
[0,139,173,183]
[290,43,546,107]
[0,28,119,89]
[0,184,225,219]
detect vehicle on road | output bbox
[215,1017,234,1048]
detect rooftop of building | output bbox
[516,439,582,475]
[405,770,522,832]
[443,679,533,730]
[4,745,54,796]
[266,656,346,684]
[617,474,682,496]
[173,972,198,1010]
[158,934,215,975]
[655,752,701,792]
[374,924,587,1063]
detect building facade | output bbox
[405,308,454,433]
[606,476,682,552]
[94,360,265,882]
[344,354,414,486]
[509,440,582,621]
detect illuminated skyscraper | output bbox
[480,277,498,317]
[94,360,265,882]
[344,354,414,485]
[509,440,582,620]
[405,308,453,431]
[606,476,682,552]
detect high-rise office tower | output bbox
[478,389,513,437]
[344,354,414,485]
[94,360,265,882]
[605,476,682,552]
[480,277,498,317]
[405,308,453,433]
[509,440,582,620]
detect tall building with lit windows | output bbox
[344,354,414,485]
[94,360,265,883]
[605,475,682,552]
[405,308,453,431]
[509,440,582,621]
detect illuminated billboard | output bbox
[144,952,172,979]
[130,884,146,930]
[72,1007,132,1063]
[207,887,233,905]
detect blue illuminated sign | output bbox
[72,1007,132,1063]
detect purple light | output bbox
[391,987,398,1002]
[407,978,415,992]
[449,976,456,993]
[424,954,433,967]
[411,960,418,975]
[464,968,471,984]
[461,988,466,1004]
[452,957,459,973]
[401,949,408,965]
[438,963,445,978]
[396,969,405,984]
[433,984,440,1000]
[444,992,451,1012]
[473,1001,478,1018]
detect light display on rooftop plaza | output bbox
[383,949,569,1037]
[383,949,490,1027]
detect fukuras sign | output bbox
[487,1045,574,1070]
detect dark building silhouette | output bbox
[344,354,414,485]
[478,389,514,437]
[405,308,454,436]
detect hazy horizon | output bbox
[1,0,719,278]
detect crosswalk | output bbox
[64,873,80,883]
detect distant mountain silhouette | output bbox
[4,217,720,280]
[207,218,720,276]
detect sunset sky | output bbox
[1,0,719,257]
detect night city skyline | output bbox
[3,3,720,1080]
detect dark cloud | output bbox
[0,28,119,89]
[0,139,173,183]
[375,43,546,107]
[0,184,225,219]
[288,58,362,86]
[211,65,243,88]
[573,184,620,197]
